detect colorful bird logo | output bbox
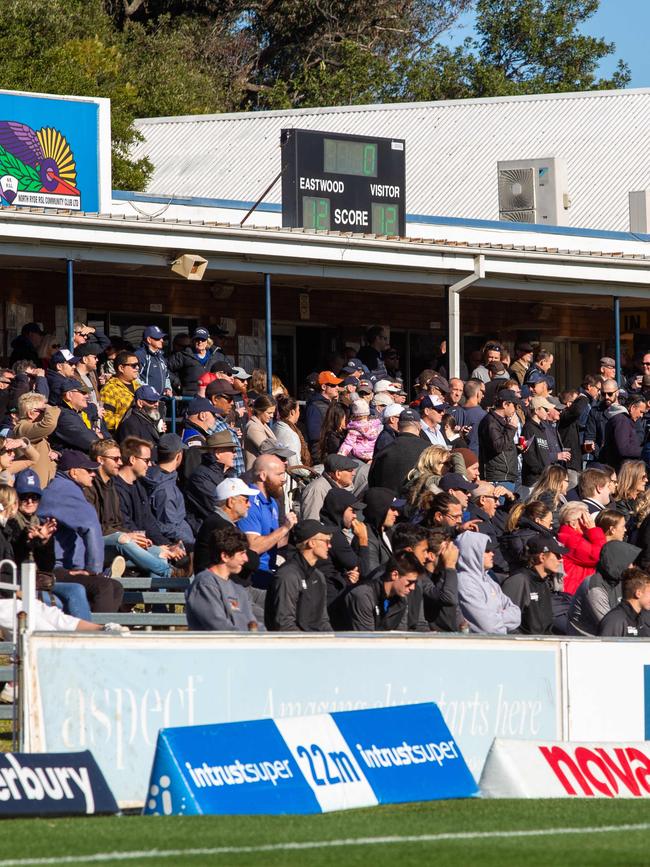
[0,120,80,205]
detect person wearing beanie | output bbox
[337,399,382,462]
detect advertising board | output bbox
[143,704,477,815]
[0,89,111,213]
[27,634,560,808]
[480,738,650,799]
[564,642,650,741]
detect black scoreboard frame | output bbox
[280,128,406,236]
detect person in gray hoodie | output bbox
[567,540,641,636]
[455,531,521,634]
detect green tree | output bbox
[393,0,630,102]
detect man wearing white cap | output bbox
[373,404,403,456]
[193,477,259,574]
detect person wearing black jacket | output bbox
[9,322,44,366]
[265,520,332,632]
[521,397,555,487]
[477,390,520,486]
[116,385,163,457]
[557,391,590,480]
[368,410,428,493]
[467,482,509,581]
[502,535,565,634]
[185,431,236,533]
[363,487,403,573]
[50,379,101,454]
[319,488,369,627]
[343,551,421,631]
[598,567,650,637]
[167,326,227,396]
[599,399,645,471]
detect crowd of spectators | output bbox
[2,320,650,703]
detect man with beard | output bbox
[116,385,164,458]
[584,378,621,459]
[237,454,297,587]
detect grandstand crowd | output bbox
[2,319,650,699]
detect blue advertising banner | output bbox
[28,634,560,808]
[143,703,476,815]
[0,89,111,213]
[0,751,118,817]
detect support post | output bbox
[66,259,74,353]
[613,296,621,385]
[264,273,273,394]
[447,255,486,379]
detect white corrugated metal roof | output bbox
[133,88,650,233]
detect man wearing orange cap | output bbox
[305,370,342,461]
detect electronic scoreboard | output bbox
[280,128,405,236]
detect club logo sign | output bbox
[0,120,80,210]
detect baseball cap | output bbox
[326,489,366,511]
[318,371,343,386]
[547,395,566,410]
[212,361,234,375]
[22,322,44,336]
[420,396,448,412]
[324,454,357,472]
[531,395,555,411]
[215,478,259,500]
[192,327,210,341]
[373,393,393,408]
[143,325,166,340]
[342,359,367,374]
[158,433,187,454]
[526,534,568,557]
[495,389,520,405]
[60,377,88,395]
[382,403,404,420]
[206,380,239,398]
[526,368,547,385]
[232,366,251,381]
[439,473,479,493]
[76,342,101,359]
[357,380,373,394]
[58,450,99,471]
[600,357,616,368]
[258,441,294,459]
[399,408,421,424]
[15,469,42,497]
[427,375,450,393]
[516,342,534,355]
[292,520,332,544]
[51,349,80,366]
[186,397,217,416]
[374,379,400,393]
[342,376,359,388]
[135,385,161,402]
[202,431,236,450]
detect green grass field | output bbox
[0,799,648,867]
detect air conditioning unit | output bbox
[497,158,569,225]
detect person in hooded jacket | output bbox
[265,520,333,632]
[184,430,237,534]
[599,396,645,471]
[363,487,403,573]
[318,488,369,627]
[142,434,194,549]
[567,539,642,635]
[499,501,555,573]
[598,566,650,637]
[455,531,521,634]
[466,481,510,582]
[115,385,163,457]
[134,325,172,397]
[9,323,44,366]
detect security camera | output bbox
[170,253,208,281]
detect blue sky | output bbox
[442,0,650,88]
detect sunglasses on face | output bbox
[123,362,140,369]
[603,391,617,397]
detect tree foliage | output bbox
[0,0,629,190]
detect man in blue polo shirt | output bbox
[237,454,297,588]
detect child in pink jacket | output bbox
[338,400,383,462]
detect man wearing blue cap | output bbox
[116,385,164,457]
[179,397,219,483]
[135,325,172,397]
[168,326,229,396]
[51,378,102,454]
